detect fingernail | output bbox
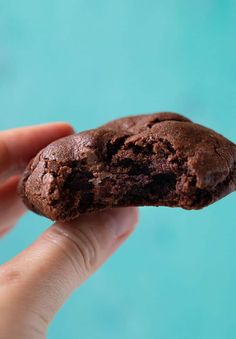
[106,207,139,238]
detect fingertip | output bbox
[34,121,75,136]
[44,121,75,134]
[104,207,139,235]
[69,207,139,240]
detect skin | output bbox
[0,123,139,339]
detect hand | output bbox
[0,123,138,339]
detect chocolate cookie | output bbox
[19,112,236,221]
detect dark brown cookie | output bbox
[19,112,236,221]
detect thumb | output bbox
[0,207,138,337]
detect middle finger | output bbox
[0,176,26,235]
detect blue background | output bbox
[1,1,236,338]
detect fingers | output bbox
[0,176,26,234]
[0,122,74,233]
[0,122,74,183]
[0,207,138,335]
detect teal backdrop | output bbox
[1,1,236,338]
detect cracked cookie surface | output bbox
[19,112,236,221]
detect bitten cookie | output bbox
[19,112,236,221]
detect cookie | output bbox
[19,112,236,221]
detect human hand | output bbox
[0,123,138,339]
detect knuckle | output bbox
[44,224,99,278]
[0,266,22,287]
[26,308,49,333]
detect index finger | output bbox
[0,122,74,183]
